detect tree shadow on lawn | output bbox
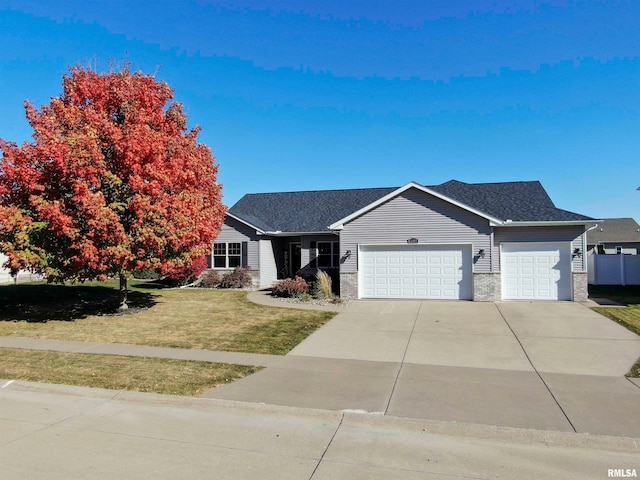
[589,285,640,306]
[0,283,160,322]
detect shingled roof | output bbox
[587,218,640,244]
[228,180,593,233]
[229,187,397,232]
[430,180,592,223]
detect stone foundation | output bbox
[339,272,358,299]
[473,272,501,301]
[572,271,588,302]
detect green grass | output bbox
[590,285,640,377]
[0,281,335,354]
[0,348,260,396]
[0,281,334,393]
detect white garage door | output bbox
[501,243,571,300]
[360,244,472,299]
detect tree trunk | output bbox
[118,274,128,310]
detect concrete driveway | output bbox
[208,300,640,437]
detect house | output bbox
[586,218,640,255]
[210,180,596,301]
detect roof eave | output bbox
[264,230,338,237]
[495,220,600,227]
[329,181,503,229]
[226,212,267,234]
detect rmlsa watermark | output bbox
[608,469,637,478]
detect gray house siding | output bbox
[493,226,586,272]
[340,188,493,274]
[211,216,261,285]
[258,238,278,288]
[214,216,261,268]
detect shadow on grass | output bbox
[132,279,170,290]
[0,283,160,322]
[589,285,640,306]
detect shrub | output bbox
[198,270,220,288]
[272,276,308,298]
[315,270,332,299]
[163,255,208,286]
[219,267,253,289]
[133,268,161,280]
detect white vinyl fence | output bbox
[0,253,43,284]
[588,254,640,285]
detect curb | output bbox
[3,378,639,453]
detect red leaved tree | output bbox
[162,255,209,286]
[0,64,225,309]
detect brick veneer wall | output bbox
[473,273,501,301]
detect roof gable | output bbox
[328,182,504,229]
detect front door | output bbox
[290,243,301,276]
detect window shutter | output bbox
[241,242,248,267]
[206,252,212,269]
[310,241,317,268]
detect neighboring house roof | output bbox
[587,218,640,245]
[228,180,593,234]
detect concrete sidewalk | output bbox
[1,379,638,480]
[0,336,280,367]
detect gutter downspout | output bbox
[490,228,494,272]
[585,223,599,283]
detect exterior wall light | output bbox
[478,249,485,259]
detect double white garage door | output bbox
[359,243,572,300]
[360,245,473,300]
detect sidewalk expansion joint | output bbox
[308,412,344,480]
[626,376,640,391]
[495,304,578,433]
[383,303,423,415]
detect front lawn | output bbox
[0,281,335,355]
[0,281,334,394]
[0,348,260,396]
[590,285,640,377]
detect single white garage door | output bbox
[501,243,571,300]
[360,244,472,299]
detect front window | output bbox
[317,241,339,268]
[228,243,241,267]
[213,242,241,268]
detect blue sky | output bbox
[1,1,639,221]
